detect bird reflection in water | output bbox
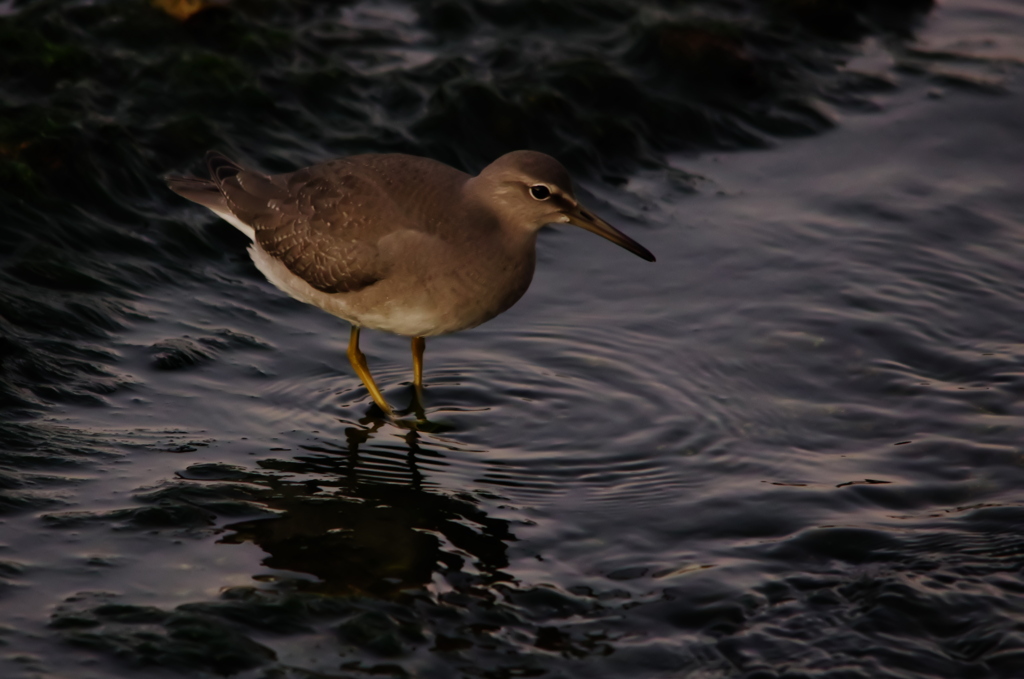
[219,420,513,597]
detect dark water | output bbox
[2,0,1024,677]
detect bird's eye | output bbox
[529,185,551,200]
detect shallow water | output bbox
[2,0,1024,677]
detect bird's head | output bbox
[470,150,655,262]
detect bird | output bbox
[166,150,655,417]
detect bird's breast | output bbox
[352,228,536,337]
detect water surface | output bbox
[2,0,1024,677]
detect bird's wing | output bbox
[212,155,408,294]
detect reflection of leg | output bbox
[347,325,393,416]
[411,336,426,404]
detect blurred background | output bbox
[1,0,1024,677]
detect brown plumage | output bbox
[167,150,654,416]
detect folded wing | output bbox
[207,152,401,294]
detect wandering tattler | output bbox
[167,150,655,416]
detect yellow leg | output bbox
[347,325,392,416]
[411,336,426,403]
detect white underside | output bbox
[211,207,444,336]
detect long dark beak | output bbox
[564,204,656,262]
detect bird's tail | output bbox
[165,151,244,210]
[165,175,227,211]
